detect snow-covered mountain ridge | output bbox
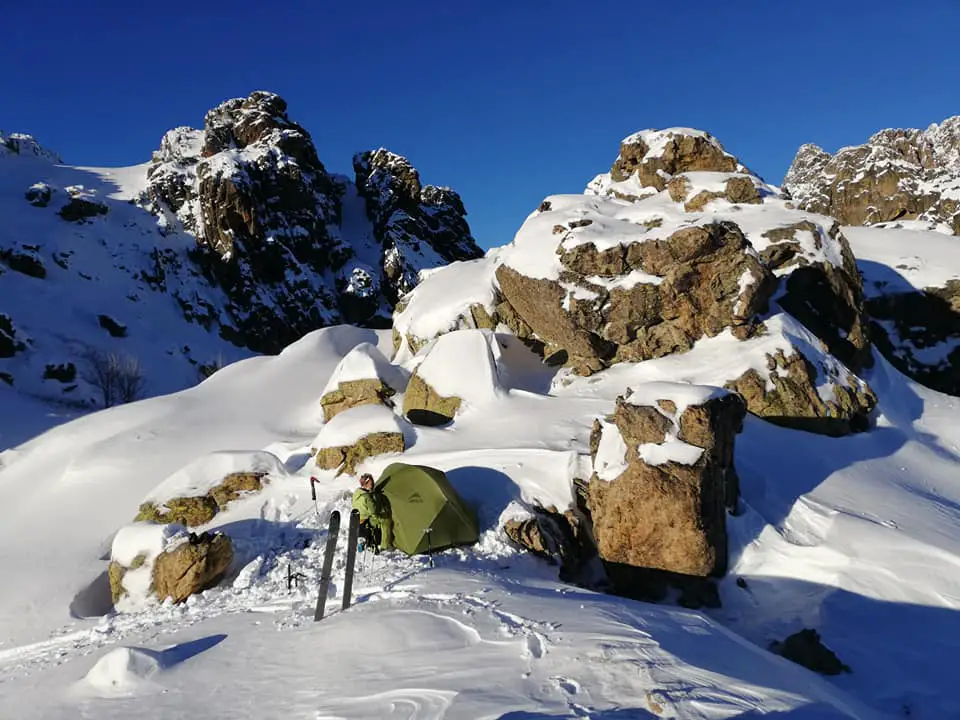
[0,92,480,448]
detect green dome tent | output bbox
[374,462,480,555]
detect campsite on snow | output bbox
[2,88,960,719]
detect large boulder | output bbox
[587,385,745,579]
[784,117,960,235]
[152,531,234,604]
[108,523,233,607]
[402,330,505,425]
[312,403,407,475]
[319,342,407,422]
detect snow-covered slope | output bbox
[0,318,959,717]
[0,93,480,450]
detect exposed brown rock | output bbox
[587,392,746,578]
[402,373,462,425]
[611,132,739,191]
[784,119,960,234]
[315,432,405,475]
[152,533,234,604]
[320,379,395,422]
[725,350,875,436]
[135,496,219,528]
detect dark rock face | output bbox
[866,280,960,396]
[354,149,483,304]
[784,118,960,234]
[771,628,851,675]
[139,92,481,353]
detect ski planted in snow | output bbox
[313,510,341,621]
[342,509,361,611]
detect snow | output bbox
[412,329,504,405]
[392,255,500,342]
[144,450,287,507]
[79,646,163,698]
[638,435,705,466]
[110,523,184,567]
[844,224,960,295]
[1,312,960,716]
[593,419,629,481]
[311,402,405,449]
[319,341,407,398]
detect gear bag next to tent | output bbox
[374,462,480,555]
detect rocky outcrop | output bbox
[865,280,960,396]
[315,432,405,474]
[402,373,462,426]
[354,149,483,304]
[587,389,745,579]
[151,532,234,604]
[135,471,269,527]
[503,508,594,583]
[784,117,960,234]
[609,129,744,192]
[396,126,877,435]
[136,91,482,353]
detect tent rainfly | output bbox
[374,462,480,555]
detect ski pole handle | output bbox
[310,476,317,501]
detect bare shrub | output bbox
[83,349,146,407]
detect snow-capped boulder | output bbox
[152,531,233,604]
[109,522,231,608]
[784,117,960,235]
[600,128,748,198]
[402,329,505,425]
[587,384,745,580]
[312,403,406,474]
[502,507,592,582]
[319,342,407,422]
[135,450,280,526]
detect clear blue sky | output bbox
[4,1,960,249]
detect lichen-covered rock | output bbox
[208,471,266,509]
[784,117,960,234]
[135,496,219,528]
[315,431,405,474]
[587,388,746,578]
[503,508,593,581]
[318,342,406,421]
[402,373,462,425]
[152,532,233,604]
